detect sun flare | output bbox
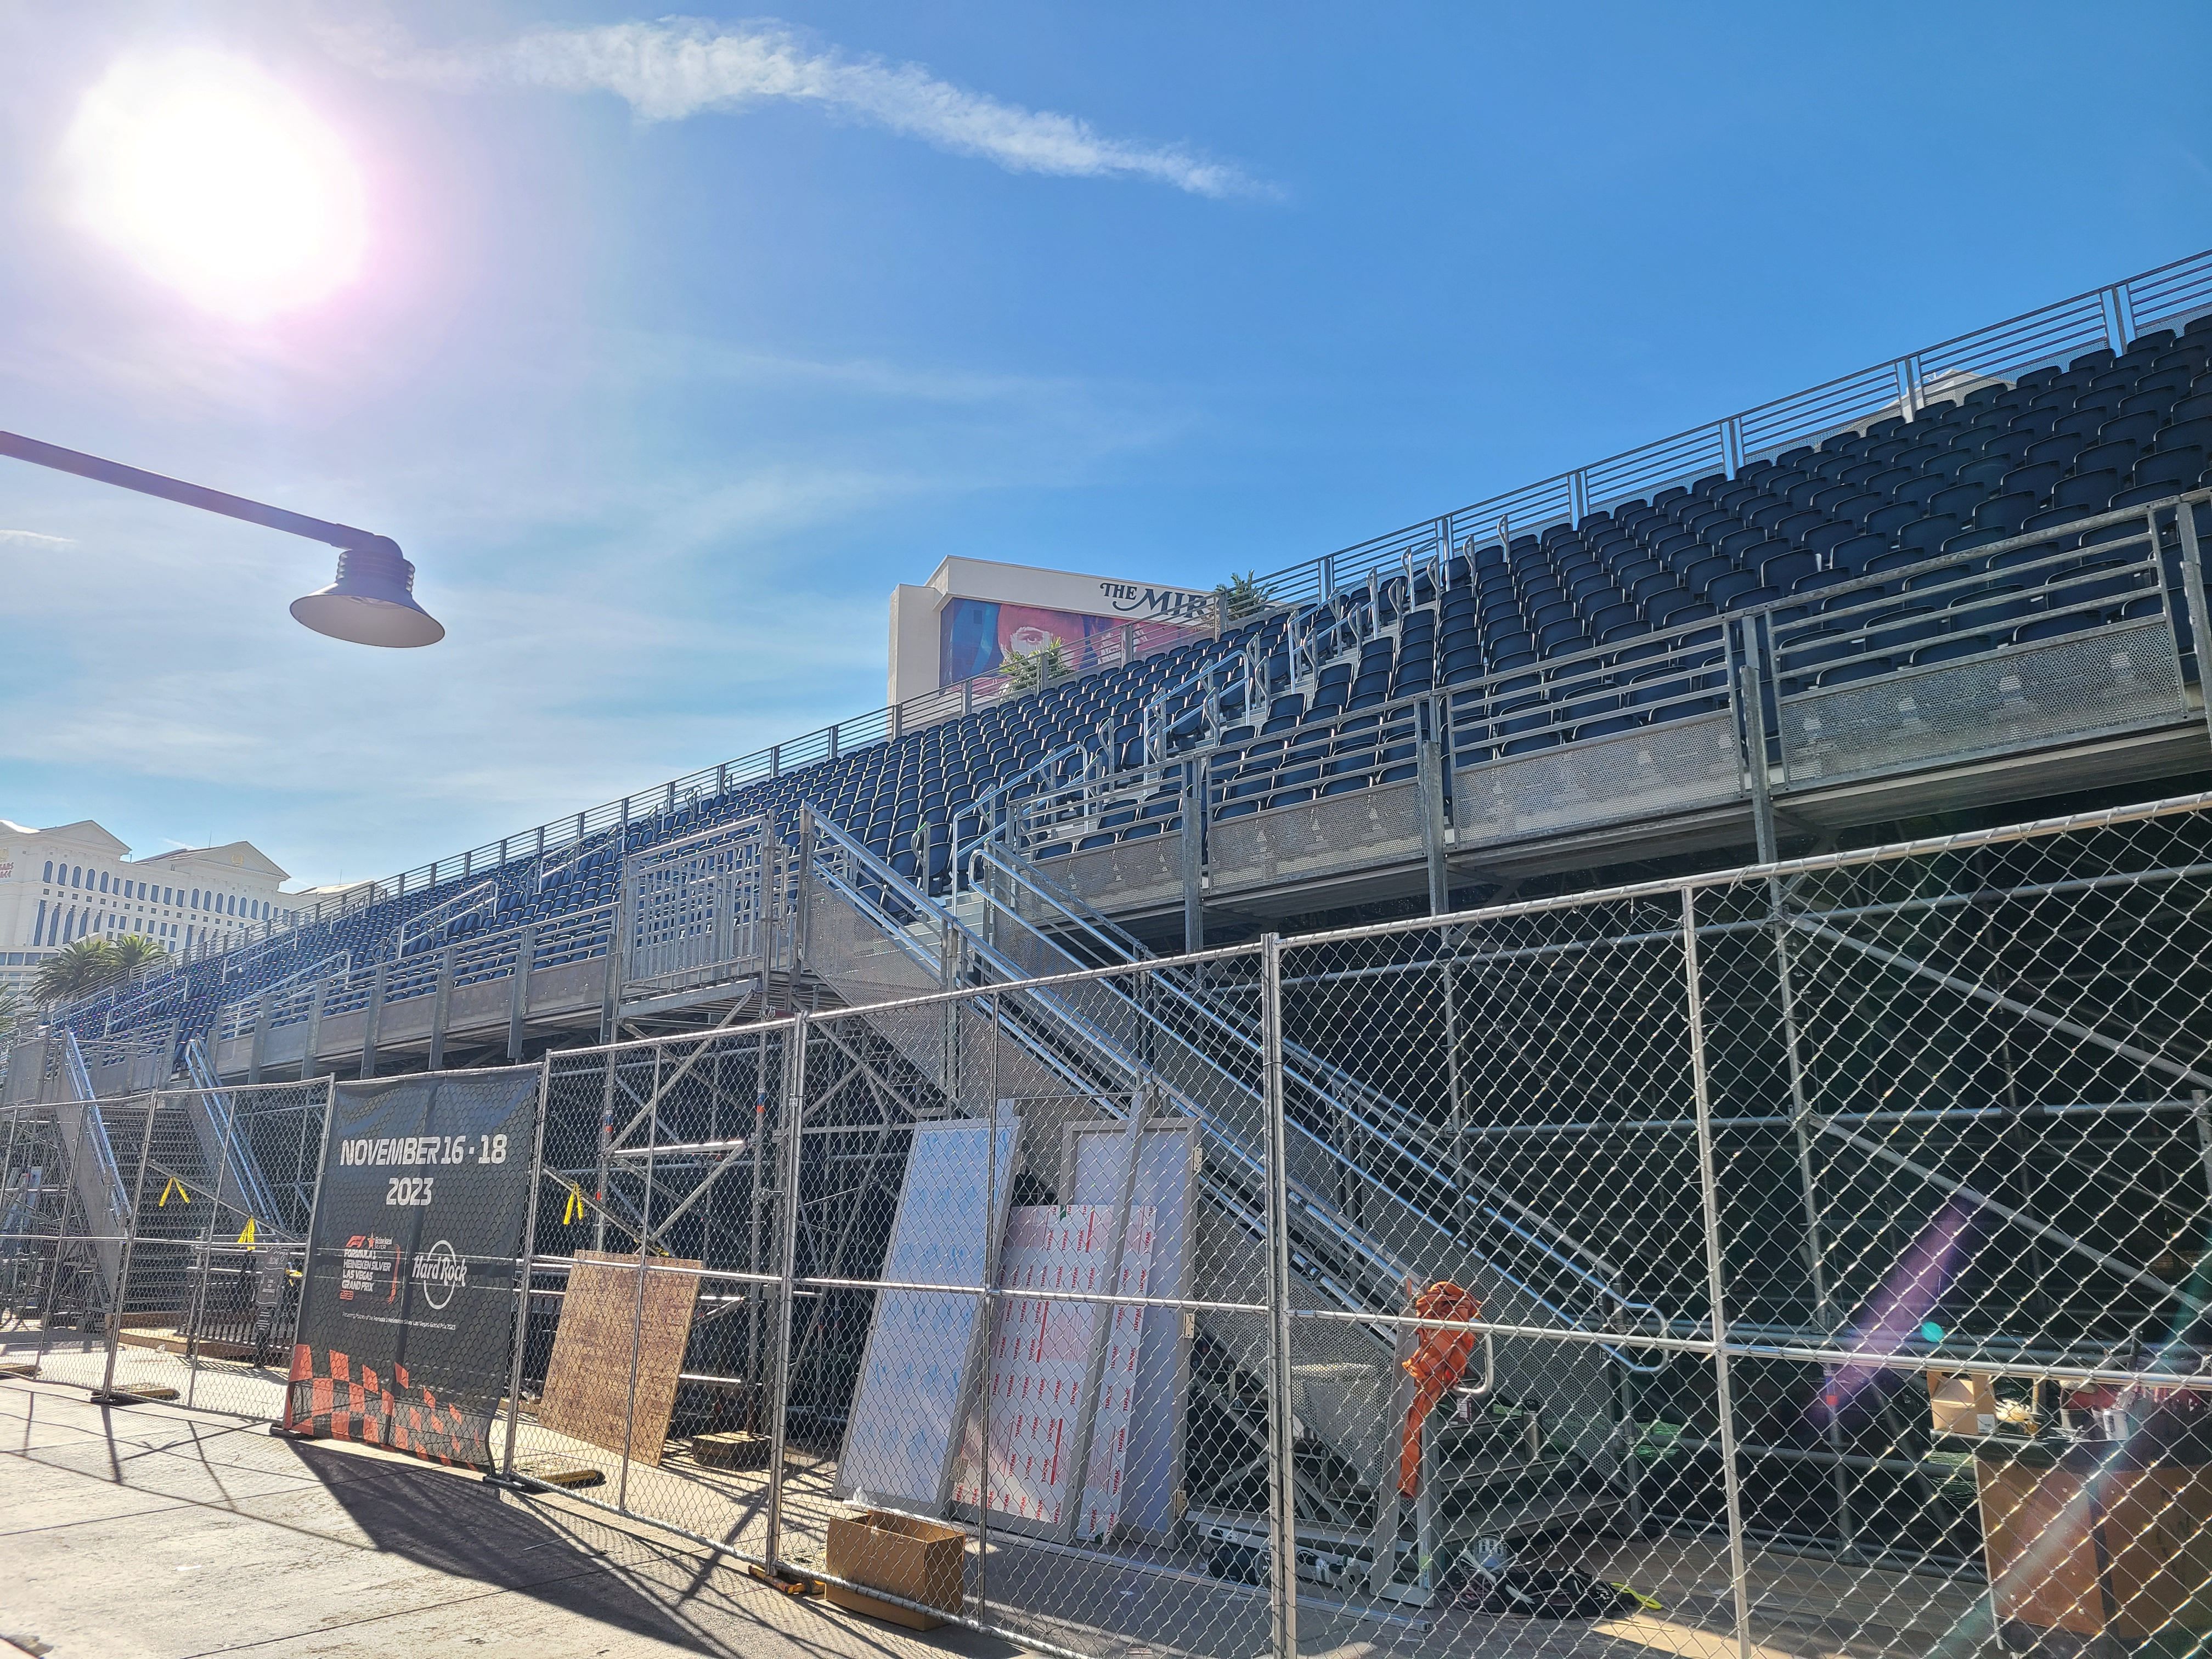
[66,52,367,320]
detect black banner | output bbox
[285,1068,539,1470]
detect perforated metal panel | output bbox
[836,1114,1021,1510]
[1778,620,2189,789]
[1453,712,1741,851]
[1207,780,1425,898]
[1029,831,1185,917]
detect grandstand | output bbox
[14,247,2212,1656]
[12,246,2211,1083]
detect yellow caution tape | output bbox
[1610,1582,1663,1611]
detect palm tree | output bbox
[1214,571,1268,622]
[107,934,170,981]
[1001,639,1071,693]
[0,985,20,1044]
[31,939,122,1007]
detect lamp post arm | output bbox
[0,431,380,551]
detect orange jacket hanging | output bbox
[1400,1280,1483,1498]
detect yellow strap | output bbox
[236,1217,257,1247]
[159,1176,189,1207]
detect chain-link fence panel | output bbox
[0,1091,126,1396]
[15,792,2212,1659]
[1253,795,2212,1658]
[0,1082,327,1415]
[498,1024,797,1566]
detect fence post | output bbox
[617,1049,661,1516]
[275,1074,337,1432]
[1731,622,1778,864]
[499,1053,554,1485]
[248,993,272,1085]
[1680,888,1754,1659]
[94,1099,160,1403]
[1181,769,1205,954]
[183,1087,239,1410]
[763,1012,808,1574]
[301,980,325,1083]
[2174,500,2212,754]
[430,946,455,1071]
[1259,934,1298,1659]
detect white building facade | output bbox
[0,819,297,996]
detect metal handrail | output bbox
[171,255,2212,952]
[394,879,499,958]
[214,901,617,1037]
[182,1037,289,1238]
[61,1031,128,1231]
[1018,491,2210,847]
[967,839,1650,1313]
[809,809,1662,1355]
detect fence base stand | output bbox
[89,1387,174,1405]
[747,1565,826,1599]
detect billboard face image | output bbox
[939,599,1125,687]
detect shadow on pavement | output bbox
[278,1436,754,1655]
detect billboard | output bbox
[939,599,1127,687]
[284,1069,540,1471]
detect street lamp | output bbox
[0,430,444,647]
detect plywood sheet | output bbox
[538,1250,701,1466]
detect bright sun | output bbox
[66,52,367,321]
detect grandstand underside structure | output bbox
[13,250,2212,1657]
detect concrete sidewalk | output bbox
[0,1379,1028,1659]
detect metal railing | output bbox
[1000,494,2212,915]
[1248,246,2212,611]
[83,249,2212,1019]
[215,902,616,1042]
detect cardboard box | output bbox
[1928,1370,1999,1437]
[824,1509,967,1631]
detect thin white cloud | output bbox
[0,528,75,546]
[321,14,1269,199]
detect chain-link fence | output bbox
[11,794,2212,1657]
[1,1078,325,1418]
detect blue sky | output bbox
[3,2,2210,891]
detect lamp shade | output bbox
[290,538,445,648]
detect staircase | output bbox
[52,1031,131,1307]
[180,1040,295,1243]
[788,805,1658,1556]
